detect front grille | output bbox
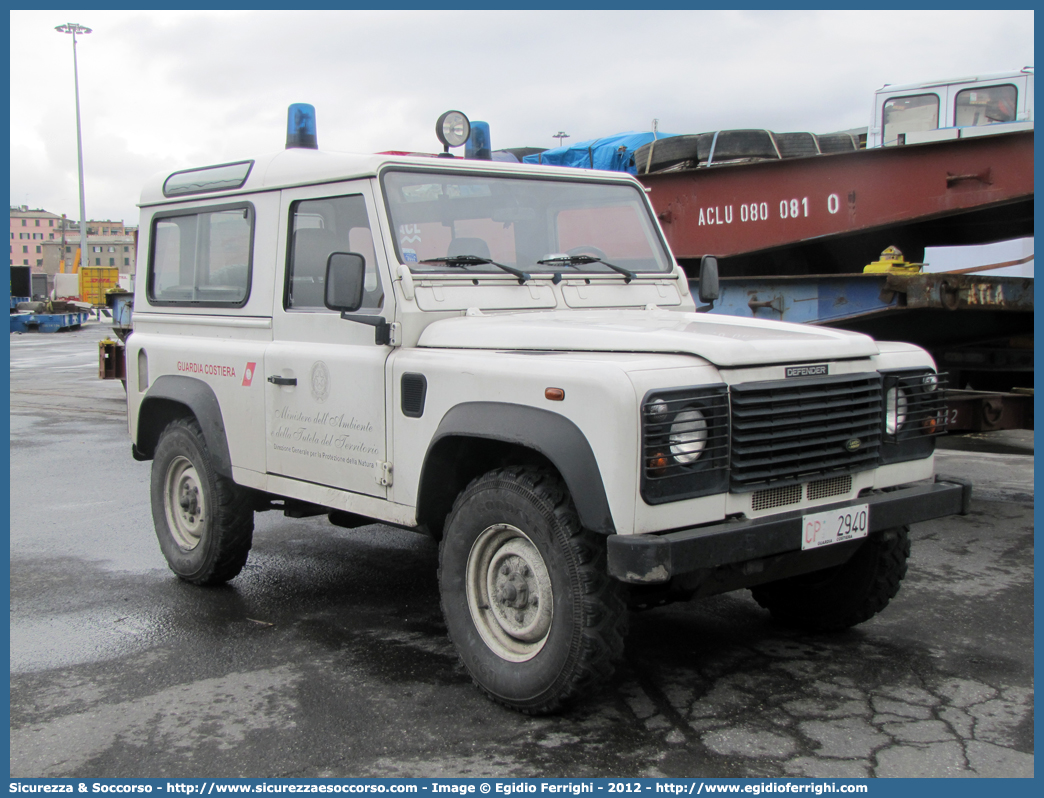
[807,474,853,501]
[751,475,854,513]
[752,484,802,511]
[730,373,882,492]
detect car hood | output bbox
[416,308,880,367]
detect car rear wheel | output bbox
[151,417,254,585]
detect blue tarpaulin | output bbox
[521,132,678,174]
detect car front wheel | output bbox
[439,466,627,714]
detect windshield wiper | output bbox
[419,255,530,285]
[536,254,636,283]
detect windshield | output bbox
[381,169,672,277]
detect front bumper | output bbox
[607,476,972,585]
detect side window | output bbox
[882,93,940,146]
[955,84,1017,127]
[286,194,384,311]
[147,203,253,306]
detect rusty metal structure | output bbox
[638,129,1033,430]
[642,129,1033,275]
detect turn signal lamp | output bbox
[648,453,669,476]
[286,103,318,150]
[545,388,565,401]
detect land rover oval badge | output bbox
[310,361,330,403]
[845,438,862,452]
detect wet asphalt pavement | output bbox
[9,322,1034,778]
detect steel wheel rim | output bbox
[163,455,205,551]
[466,523,553,662]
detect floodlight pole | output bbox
[55,22,92,271]
[553,131,570,148]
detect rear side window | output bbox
[148,204,254,306]
[955,84,1017,127]
[882,93,939,146]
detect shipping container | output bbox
[79,266,120,306]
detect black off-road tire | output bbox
[750,526,911,632]
[150,417,254,585]
[701,130,780,163]
[816,132,859,154]
[439,467,628,714]
[774,132,820,159]
[633,134,703,173]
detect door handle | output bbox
[267,375,297,386]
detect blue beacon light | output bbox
[286,103,318,150]
[465,121,492,160]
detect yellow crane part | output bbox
[863,245,923,274]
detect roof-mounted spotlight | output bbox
[435,110,470,157]
[286,103,318,150]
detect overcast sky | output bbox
[10,9,1034,226]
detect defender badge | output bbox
[310,361,330,403]
[786,364,828,378]
[845,438,862,452]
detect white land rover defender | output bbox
[127,107,970,713]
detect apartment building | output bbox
[9,206,64,268]
[11,206,138,293]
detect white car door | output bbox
[264,181,392,498]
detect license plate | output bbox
[801,504,870,550]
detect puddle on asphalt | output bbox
[10,610,157,674]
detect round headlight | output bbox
[885,387,908,435]
[435,110,471,148]
[922,373,939,392]
[669,408,708,463]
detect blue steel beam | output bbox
[706,274,898,324]
[701,273,1032,326]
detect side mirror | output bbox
[324,252,366,312]
[698,255,720,303]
